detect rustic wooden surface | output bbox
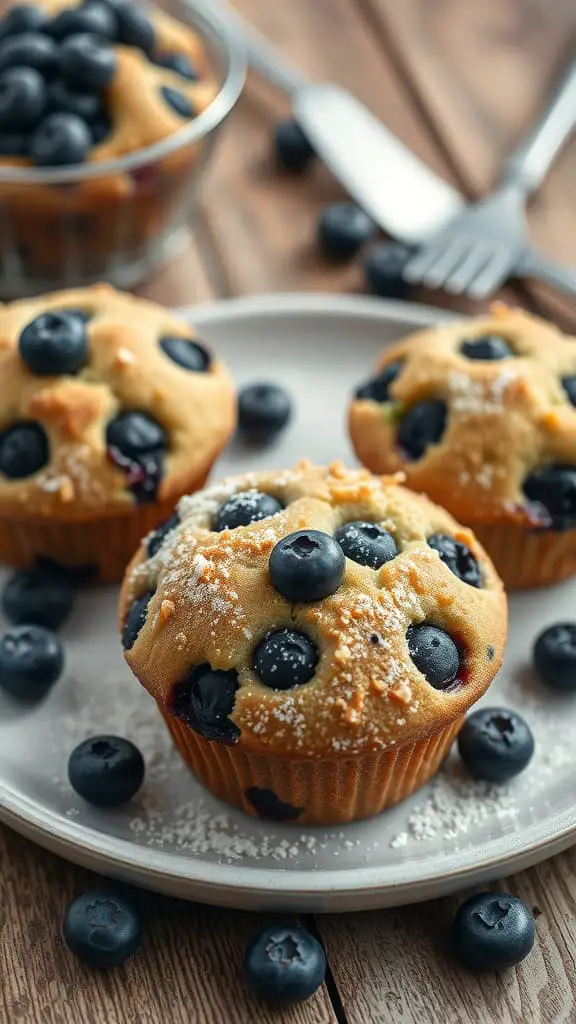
[2,0,576,1021]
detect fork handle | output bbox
[503,57,576,193]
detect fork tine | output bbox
[422,241,468,291]
[444,247,493,296]
[467,251,515,300]
[403,241,449,284]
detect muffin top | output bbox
[0,284,235,518]
[0,0,216,172]
[349,305,576,529]
[121,461,507,758]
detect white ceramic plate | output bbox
[1,293,575,912]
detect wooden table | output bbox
[2,2,576,1021]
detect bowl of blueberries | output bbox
[0,0,246,297]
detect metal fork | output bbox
[403,58,576,299]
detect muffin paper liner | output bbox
[472,522,576,591]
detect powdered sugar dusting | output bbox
[448,369,517,415]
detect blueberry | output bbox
[108,445,163,504]
[47,3,118,41]
[427,533,482,588]
[317,202,376,262]
[0,421,49,478]
[452,892,535,971]
[63,887,141,967]
[68,735,145,806]
[354,360,403,402]
[244,925,326,1005]
[29,112,92,167]
[215,490,283,532]
[0,32,57,77]
[523,464,576,529]
[0,132,26,155]
[121,590,154,650]
[458,708,534,782]
[533,622,576,692]
[159,336,211,372]
[237,383,292,443]
[2,564,74,630]
[171,664,240,743]
[406,623,460,689]
[0,5,47,42]
[19,311,89,375]
[269,530,345,603]
[363,241,411,299]
[0,625,63,701]
[147,512,179,558]
[60,33,116,91]
[246,787,303,821]
[273,118,314,173]
[114,2,155,55]
[153,51,198,81]
[47,80,103,123]
[561,375,576,407]
[160,85,194,119]
[335,521,397,569]
[253,628,318,690]
[90,113,110,144]
[460,335,514,360]
[398,399,447,460]
[106,411,166,459]
[0,67,46,131]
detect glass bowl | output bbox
[0,0,246,298]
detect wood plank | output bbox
[137,231,216,309]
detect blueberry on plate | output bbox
[253,628,318,690]
[452,891,535,971]
[121,590,154,650]
[457,707,534,782]
[19,310,89,375]
[317,202,376,262]
[29,112,92,167]
[215,490,283,531]
[0,421,49,478]
[273,118,314,173]
[2,564,74,631]
[63,887,141,967]
[68,735,145,806]
[0,624,64,701]
[406,623,460,689]
[0,32,58,77]
[153,51,198,81]
[533,622,576,692]
[114,1,155,55]
[460,335,514,360]
[427,533,482,588]
[47,80,103,123]
[398,399,447,460]
[237,382,292,443]
[0,67,46,131]
[354,360,403,402]
[160,85,194,119]
[147,511,179,558]
[269,529,345,603]
[363,241,412,299]
[47,3,118,41]
[0,5,48,42]
[523,464,576,530]
[60,33,117,91]
[335,521,397,569]
[244,925,326,1005]
[160,335,211,372]
[171,664,240,743]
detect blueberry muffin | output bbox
[120,460,507,826]
[349,305,576,590]
[0,283,235,580]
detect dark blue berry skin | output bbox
[246,787,303,821]
[335,521,397,569]
[90,114,110,144]
[68,735,145,806]
[355,360,403,402]
[0,32,57,77]
[460,335,514,360]
[406,623,460,689]
[0,625,63,701]
[0,67,46,131]
[147,511,179,558]
[562,376,576,407]
[47,80,103,123]
[160,336,210,372]
[63,888,141,967]
[398,399,447,460]
[458,707,534,782]
[215,490,283,532]
[19,311,88,375]
[269,529,345,603]
[317,202,376,262]
[523,464,576,530]
[274,118,314,173]
[48,3,118,41]
[160,85,194,118]
[253,628,318,690]
[154,51,198,80]
[106,411,166,459]
[534,622,576,692]
[60,33,116,91]
[2,564,74,631]
[244,926,326,1005]
[30,112,92,167]
[363,241,412,299]
[171,664,240,743]
[0,6,47,43]
[428,533,482,588]
[122,591,154,650]
[452,892,535,971]
[114,2,155,55]
[0,421,49,478]
[237,383,292,443]
[0,133,26,155]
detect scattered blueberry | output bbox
[533,623,576,692]
[428,533,482,588]
[159,335,210,372]
[273,118,314,173]
[171,664,240,743]
[317,202,376,262]
[363,241,411,299]
[523,464,576,530]
[60,33,116,91]
[246,787,303,821]
[253,628,318,690]
[63,887,141,967]
[68,735,145,806]
[335,521,397,569]
[354,360,403,402]
[215,490,283,532]
[19,310,89,375]
[147,511,179,558]
[237,383,292,443]
[0,624,63,701]
[0,5,47,42]
[160,85,193,118]
[121,590,154,650]
[269,529,345,603]
[48,3,117,41]
[452,892,535,971]
[561,376,576,407]
[2,564,74,630]
[0,421,49,478]
[47,80,103,122]
[0,132,26,155]
[406,623,460,689]
[460,335,514,360]
[0,67,46,131]
[114,1,155,55]
[398,399,447,460]
[244,925,326,1005]
[0,32,58,77]
[29,112,92,166]
[153,51,198,81]
[458,708,534,782]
